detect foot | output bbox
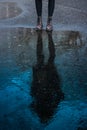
[46,17,53,31]
[36,17,43,31]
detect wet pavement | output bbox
[0,0,87,31]
[0,0,87,130]
[0,2,22,20]
[0,28,87,130]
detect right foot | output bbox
[36,17,43,30]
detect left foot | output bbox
[46,17,53,31]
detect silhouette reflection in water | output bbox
[30,31,64,124]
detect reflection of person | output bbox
[35,0,55,31]
[30,31,64,124]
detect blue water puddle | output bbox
[45,101,87,130]
[0,28,87,130]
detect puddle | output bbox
[0,2,22,20]
[0,28,87,130]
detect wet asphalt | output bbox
[0,0,87,130]
[0,0,87,32]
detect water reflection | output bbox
[30,31,64,124]
[67,31,82,46]
[59,31,83,47]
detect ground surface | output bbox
[0,0,87,130]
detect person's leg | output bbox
[35,0,42,17]
[35,0,43,30]
[46,0,55,31]
[48,0,55,17]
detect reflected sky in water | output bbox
[0,28,87,130]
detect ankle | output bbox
[47,17,52,24]
[37,16,42,24]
